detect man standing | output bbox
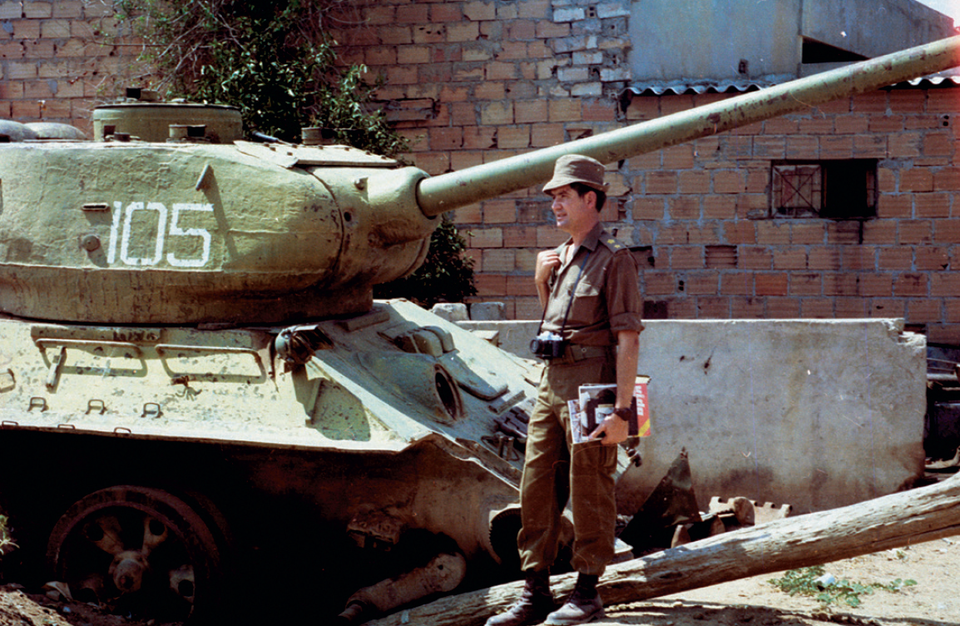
[487,155,643,626]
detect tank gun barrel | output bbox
[417,34,960,217]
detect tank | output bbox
[0,36,958,625]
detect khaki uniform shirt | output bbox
[541,223,644,346]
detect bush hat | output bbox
[543,154,609,194]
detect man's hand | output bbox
[535,250,561,285]
[535,250,562,307]
[589,412,629,445]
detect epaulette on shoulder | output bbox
[601,236,626,251]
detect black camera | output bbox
[530,332,567,359]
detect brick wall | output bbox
[330,0,960,344]
[6,0,960,344]
[0,0,145,135]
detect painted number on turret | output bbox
[108,202,214,267]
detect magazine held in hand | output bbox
[567,376,650,444]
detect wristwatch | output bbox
[613,407,633,422]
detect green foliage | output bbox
[768,566,917,608]
[0,513,16,555]
[116,0,407,154]
[375,217,477,308]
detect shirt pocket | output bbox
[567,280,602,327]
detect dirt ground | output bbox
[2,538,957,626]
[1,497,957,626]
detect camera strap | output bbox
[536,246,592,337]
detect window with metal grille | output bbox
[771,160,876,218]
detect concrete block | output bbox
[470,302,505,321]
[430,303,469,322]
[457,318,927,515]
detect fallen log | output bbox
[364,473,960,626]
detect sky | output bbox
[918,0,960,23]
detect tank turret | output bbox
[1,36,958,325]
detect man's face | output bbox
[549,184,598,236]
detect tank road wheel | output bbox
[46,486,221,623]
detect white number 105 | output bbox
[107,202,213,268]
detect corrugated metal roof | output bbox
[623,71,960,96]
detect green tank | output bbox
[0,36,957,625]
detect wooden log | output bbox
[364,473,960,626]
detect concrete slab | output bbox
[459,318,926,514]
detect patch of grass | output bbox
[0,513,16,555]
[768,565,916,608]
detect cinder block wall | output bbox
[0,0,143,136]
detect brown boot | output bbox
[544,573,603,625]
[485,570,555,626]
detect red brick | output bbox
[916,247,950,271]
[530,123,564,147]
[797,117,834,134]
[481,199,517,224]
[755,221,791,245]
[928,89,958,113]
[868,116,904,133]
[740,247,772,270]
[678,170,710,194]
[790,273,821,296]
[907,298,942,323]
[475,273,507,296]
[877,194,911,218]
[767,297,800,317]
[697,296,730,318]
[724,222,756,245]
[548,100,581,122]
[862,220,897,245]
[644,272,678,296]
[869,299,905,318]
[686,272,720,295]
[821,135,854,159]
[878,248,913,270]
[431,4,463,21]
[731,297,765,318]
[646,171,677,194]
[800,298,834,318]
[505,275,537,297]
[670,246,703,269]
[901,220,933,244]
[853,134,887,158]
[934,218,960,243]
[916,193,952,218]
[923,132,955,157]
[668,196,699,219]
[792,223,826,245]
[720,273,751,295]
[836,297,868,317]
[468,227,503,248]
[824,273,859,296]
[703,195,736,219]
[857,273,893,297]
[808,247,840,270]
[773,247,807,270]
[889,132,922,158]
[631,197,665,220]
[834,115,868,134]
[785,136,818,159]
[502,225,539,248]
[931,272,960,297]
[753,136,785,159]
[888,90,925,113]
[663,145,694,169]
[842,247,877,271]
[852,91,888,113]
[713,170,744,194]
[901,168,934,192]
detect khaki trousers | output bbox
[517,355,618,576]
